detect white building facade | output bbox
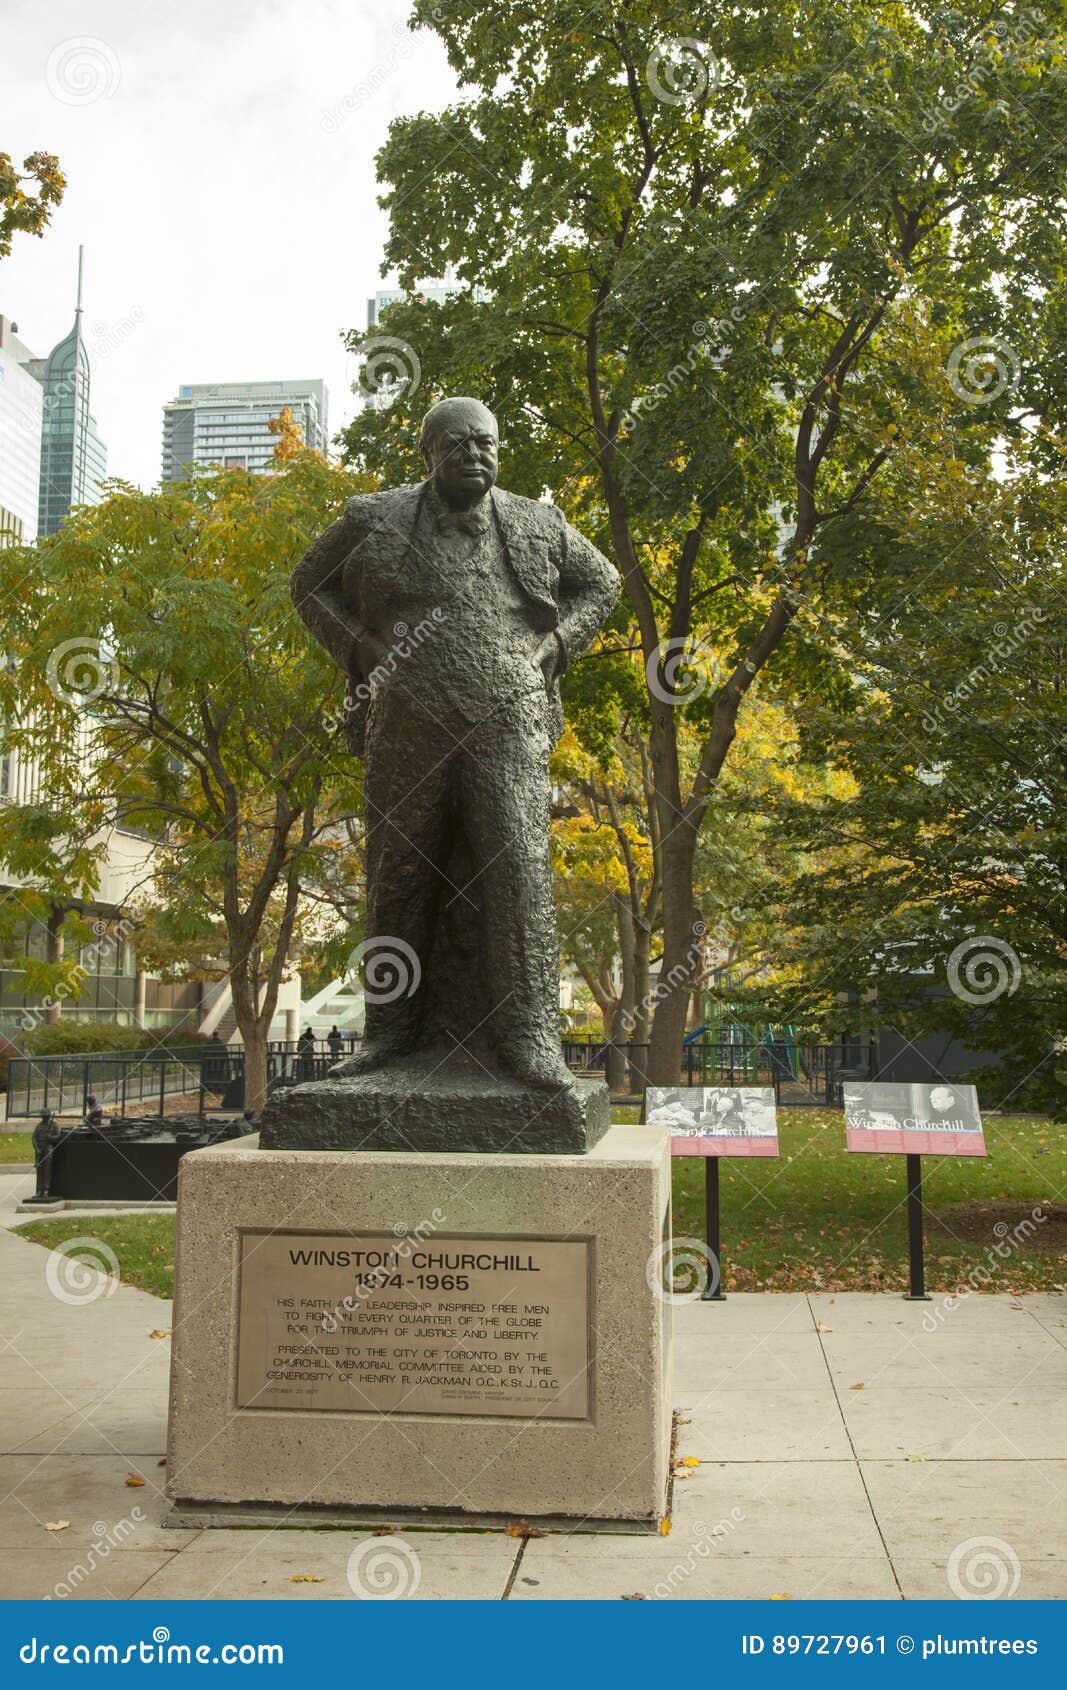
[0,315,44,546]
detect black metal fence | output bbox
[3,1037,352,1121]
[562,1037,873,1103]
[4,1034,873,1119]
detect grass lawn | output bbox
[621,1106,1066,1294]
[13,1213,175,1299]
[10,1110,1065,1299]
[0,1133,33,1163]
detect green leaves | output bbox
[0,149,64,260]
[342,0,1067,1075]
[0,456,370,1071]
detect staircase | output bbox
[301,976,365,1037]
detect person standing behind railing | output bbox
[203,1033,228,1093]
[297,1025,316,1080]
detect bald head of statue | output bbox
[419,397,499,509]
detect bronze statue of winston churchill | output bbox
[260,397,618,1154]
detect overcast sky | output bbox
[3,0,457,488]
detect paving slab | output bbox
[808,1292,1030,1330]
[677,1389,852,1462]
[1018,1293,1067,1319]
[0,1546,181,1600]
[1,1336,171,1399]
[0,1389,86,1456]
[512,1542,900,1601]
[0,1453,175,1551]
[839,1386,1067,1461]
[131,1529,517,1601]
[860,1459,1067,1564]
[671,1293,813,1334]
[820,1327,1067,1393]
[1024,1296,1067,1351]
[893,1557,1067,1601]
[16,1392,168,1458]
[674,1332,829,1392]
[670,1460,884,1560]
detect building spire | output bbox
[75,245,85,320]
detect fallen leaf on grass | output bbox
[287,1575,325,1583]
[505,1519,545,1539]
[125,1475,145,1487]
[45,1521,70,1532]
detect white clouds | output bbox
[2,0,456,487]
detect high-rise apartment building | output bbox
[161,379,329,481]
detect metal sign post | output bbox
[903,1153,931,1301]
[702,1158,727,1302]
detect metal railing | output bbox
[4,1035,873,1118]
[563,1037,874,1103]
[3,1036,358,1119]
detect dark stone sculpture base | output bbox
[259,1061,610,1156]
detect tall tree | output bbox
[341,0,1067,1080]
[0,454,369,1110]
[731,419,1067,1117]
[552,722,659,1086]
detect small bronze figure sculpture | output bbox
[261,398,618,1153]
[25,1108,61,1205]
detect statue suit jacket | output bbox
[291,479,619,753]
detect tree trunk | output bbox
[628,914,653,1092]
[604,1002,625,1095]
[230,965,272,1116]
[615,894,636,1034]
[241,1021,270,1117]
[647,820,700,1085]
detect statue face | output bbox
[424,403,499,505]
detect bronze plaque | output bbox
[235,1231,591,1420]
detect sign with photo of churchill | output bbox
[644,1086,779,1158]
[843,1081,986,1156]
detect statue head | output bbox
[420,397,498,508]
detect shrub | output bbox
[0,1021,210,1086]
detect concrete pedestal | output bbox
[166,1128,673,1526]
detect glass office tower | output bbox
[36,249,109,538]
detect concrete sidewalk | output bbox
[1,1169,1065,1601]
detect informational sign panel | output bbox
[235,1230,591,1420]
[645,1086,779,1158]
[843,1081,986,1157]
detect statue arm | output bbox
[554,521,621,672]
[291,504,380,677]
